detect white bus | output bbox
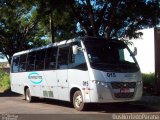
[10,37,143,111]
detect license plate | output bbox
[120,88,130,93]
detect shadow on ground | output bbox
[0,89,21,97]
[1,90,160,113]
[27,98,160,113]
[85,103,160,113]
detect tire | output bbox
[25,88,34,103]
[73,91,86,111]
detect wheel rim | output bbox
[75,95,83,108]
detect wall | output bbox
[129,28,155,73]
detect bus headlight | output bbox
[94,80,108,88]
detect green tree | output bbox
[0,0,49,63]
[68,0,160,39]
[0,0,77,63]
[0,0,159,64]
[35,0,76,42]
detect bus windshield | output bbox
[83,39,139,72]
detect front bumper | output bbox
[85,81,143,103]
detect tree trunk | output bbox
[86,0,97,37]
[2,48,11,65]
[105,1,119,39]
[49,13,54,43]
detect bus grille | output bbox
[111,82,136,98]
[111,82,136,89]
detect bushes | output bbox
[0,70,10,92]
[142,73,155,95]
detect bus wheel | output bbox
[73,91,86,111]
[25,88,33,103]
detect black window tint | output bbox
[26,52,36,71]
[57,47,69,69]
[35,49,46,71]
[12,56,20,73]
[45,47,57,70]
[68,45,87,70]
[19,54,27,72]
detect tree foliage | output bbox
[35,0,76,42]
[0,0,49,63]
[69,0,159,39]
[0,0,159,63]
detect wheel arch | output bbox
[24,85,30,95]
[70,87,81,102]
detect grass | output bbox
[142,73,155,85]
[142,73,155,95]
[0,70,10,92]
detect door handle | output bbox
[66,80,67,82]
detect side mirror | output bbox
[133,47,137,56]
[72,45,78,55]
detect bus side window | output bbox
[26,52,36,71]
[35,49,46,71]
[45,47,57,70]
[57,47,70,69]
[12,56,20,73]
[19,54,27,72]
[68,46,87,71]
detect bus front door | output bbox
[57,47,70,101]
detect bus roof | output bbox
[13,38,78,56]
[12,36,123,57]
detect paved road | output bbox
[0,92,160,120]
